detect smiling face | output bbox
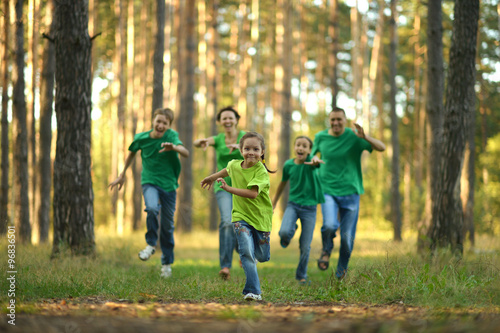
[294,137,312,163]
[329,110,347,136]
[219,110,238,132]
[151,114,171,138]
[240,137,263,168]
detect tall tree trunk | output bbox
[13,0,31,243]
[52,0,95,256]
[329,0,339,108]
[38,0,56,243]
[429,0,479,254]
[389,0,402,242]
[208,0,220,232]
[0,0,11,234]
[177,0,195,232]
[152,0,165,111]
[278,0,292,213]
[419,0,444,251]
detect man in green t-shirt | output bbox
[311,107,385,279]
[109,108,189,279]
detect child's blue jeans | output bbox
[279,202,317,280]
[142,184,177,266]
[215,190,238,269]
[233,220,271,295]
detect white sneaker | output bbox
[243,293,262,301]
[138,245,155,261]
[161,264,172,278]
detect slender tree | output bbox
[52,0,95,256]
[38,0,56,243]
[152,0,165,111]
[419,0,444,252]
[1,0,11,234]
[13,0,31,243]
[389,0,402,241]
[428,0,480,254]
[177,0,195,232]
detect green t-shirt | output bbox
[226,160,273,232]
[281,156,325,206]
[311,128,372,196]
[128,129,183,192]
[212,130,245,193]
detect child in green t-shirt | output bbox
[201,132,275,301]
[272,136,324,284]
[109,108,189,278]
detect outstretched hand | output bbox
[108,175,125,191]
[198,139,210,151]
[159,142,175,153]
[353,123,366,139]
[226,143,239,154]
[304,156,325,166]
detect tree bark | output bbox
[177,0,195,232]
[428,0,479,254]
[38,0,56,243]
[389,0,402,241]
[52,0,95,256]
[13,0,31,243]
[152,0,165,111]
[419,0,444,251]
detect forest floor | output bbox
[3,298,500,333]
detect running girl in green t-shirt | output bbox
[109,108,189,279]
[201,132,275,301]
[272,136,324,284]
[193,106,245,280]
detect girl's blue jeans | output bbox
[279,202,317,280]
[233,220,271,295]
[215,190,238,269]
[142,184,177,266]
[320,193,360,279]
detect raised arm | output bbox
[220,181,259,199]
[109,151,137,190]
[200,168,229,190]
[354,123,386,152]
[160,142,190,157]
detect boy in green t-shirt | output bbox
[272,136,324,284]
[109,108,189,278]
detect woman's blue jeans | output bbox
[279,202,317,280]
[233,220,271,295]
[321,193,360,279]
[215,190,238,269]
[142,184,177,266]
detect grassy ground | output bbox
[1,226,499,309]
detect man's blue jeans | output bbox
[215,190,238,269]
[233,220,270,295]
[279,202,317,280]
[321,193,360,279]
[142,184,177,266]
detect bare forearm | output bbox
[175,145,190,157]
[225,186,258,199]
[365,135,385,152]
[272,181,287,207]
[120,151,136,176]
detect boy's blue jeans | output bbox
[321,193,360,279]
[215,190,238,269]
[142,184,177,266]
[233,220,270,295]
[279,202,317,280]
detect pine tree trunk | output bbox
[152,0,165,111]
[429,0,479,254]
[13,0,31,243]
[38,0,56,243]
[329,0,339,108]
[52,0,95,256]
[0,0,11,234]
[177,0,195,232]
[389,0,402,241]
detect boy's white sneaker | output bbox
[243,293,262,301]
[161,264,172,278]
[138,245,155,261]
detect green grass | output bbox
[1,227,499,311]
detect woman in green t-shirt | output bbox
[194,106,245,280]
